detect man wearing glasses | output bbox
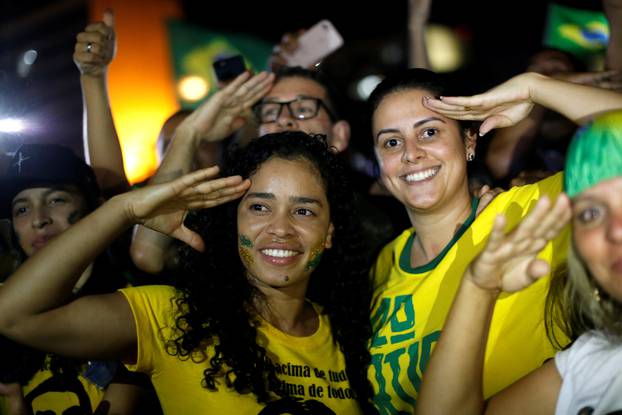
[253,66,351,154]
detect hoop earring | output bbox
[467,152,475,162]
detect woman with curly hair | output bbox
[0,132,376,414]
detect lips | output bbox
[259,246,303,266]
[611,257,622,275]
[401,166,441,183]
[32,234,54,251]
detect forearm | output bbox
[416,274,498,415]
[605,1,622,70]
[408,19,430,69]
[0,195,131,327]
[129,127,199,273]
[81,74,129,195]
[528,72,622,123]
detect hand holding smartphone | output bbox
[283,20,344,68]
[212,54,246,82]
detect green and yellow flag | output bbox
[544,3,609,60]
[167,20,273,108]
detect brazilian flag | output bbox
[167,20,273,108]
[543,3,609,61]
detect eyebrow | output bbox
[11,188,70,208]
[375,117,447,141]
[261,95,319,103]
[290,196,323,207]
[244,192,324,207]
[244,192,275,200]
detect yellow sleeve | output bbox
[119,285,179,375]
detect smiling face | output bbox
[573,177,622,302]
[372,88,476,213]
[11,185,87,257]
[236,157,334,297]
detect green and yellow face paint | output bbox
[238,234,254,267]
[305,246,324,272]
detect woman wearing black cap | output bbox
[0,144,159,415]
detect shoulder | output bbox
[119,285,182,321]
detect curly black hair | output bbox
[169,131,377,412]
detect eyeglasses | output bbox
[253,97,336,124]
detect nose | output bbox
[267,212,295,239]
[31,207,51,229]
[402,138,426,163]
[608,213,622,243]
[275,106,298,131]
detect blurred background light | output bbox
[355,74,383,101]
[427,24,464,72]
[17,49,38,78]
[0,118,26,134]
[177,75,209,102]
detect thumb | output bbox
[103,9,115,27]
[480,114,508,136]
[526,259,550,282]
[172,225,205,252]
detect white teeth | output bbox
[261,249,298,258]
[405,167,439,182]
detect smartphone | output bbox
[212,54,246,82]
[284,20,344,68]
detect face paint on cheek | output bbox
[239,247,254,268]
[305,247,324,271]
[239,234,253,248]
[67,210,82,225]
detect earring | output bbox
[467,152,475,162]
[592,287,601,303]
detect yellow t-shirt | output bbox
[120,285,363,415]
[368,172,570,414]
[0,355,105,415]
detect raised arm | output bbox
[408,0,432,69]
[416,195,571,415]
[74,10,129,196]
[130,71,273,274]
[605,0,622,70]
[0,167,250,360]
[424,72,622,135]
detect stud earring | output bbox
[592,287,601,303]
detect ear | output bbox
[463,127,478,158]
[324,222,335,249]
[328,120,351,153]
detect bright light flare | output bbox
[0,118,26,133]
[177,76,209,102]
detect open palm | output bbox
[124,166,250,251]
[469,194,570,293]
[178,71,275,143]
[424,73,538,135]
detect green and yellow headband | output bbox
[564,110,622,198]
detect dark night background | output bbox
[0,0,605,165]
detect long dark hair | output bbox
[170,132,376,411]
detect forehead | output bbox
[249,157,326,194]
[264,76,327,101]
[13,185,81,203]
[372,89,458,132]
[575,177,622,204]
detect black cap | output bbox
[0,144,101,219]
